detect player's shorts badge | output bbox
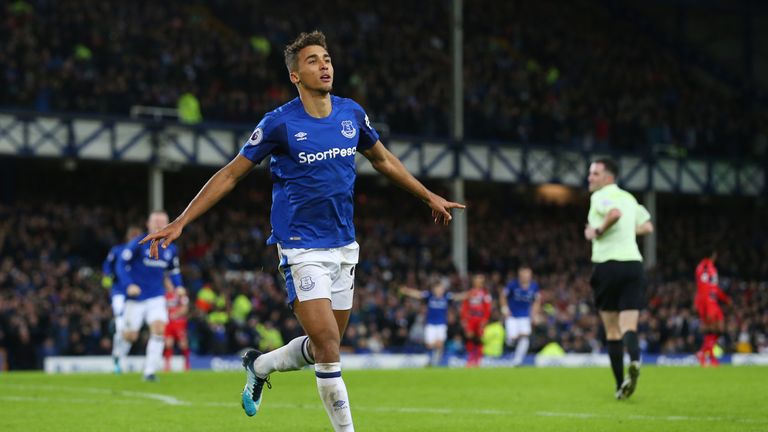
[340,120,356,139]
[299,276,316,291]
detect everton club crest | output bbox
[299,276,316,291]
[340,120,356,139]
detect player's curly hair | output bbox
[284,31,328,72]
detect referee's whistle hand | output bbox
[584,224,597,241]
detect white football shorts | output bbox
[424,324,448,345]
[111,294,126,317]
[505,316,532,340]
[123,296,168,332]
[277,241,359,310]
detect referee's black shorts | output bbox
[590,260,645,311]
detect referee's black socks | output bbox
[607,340,624,389]
[623,331,640,363]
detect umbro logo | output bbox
[295,131,308,141]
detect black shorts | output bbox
[590,261,645,311]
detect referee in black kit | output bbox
[584,158,654,400]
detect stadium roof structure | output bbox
[0,110,764,196]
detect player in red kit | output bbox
[695,248,731,367]
[164,284,190,371]
[461,274,492,367]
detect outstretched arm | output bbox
[361,141,465,225]
[399,286,425,299]
[452,291,469,302]
[141,155,255,258]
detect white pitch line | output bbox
[3,385,766,425]
[120,390,188,406]
[0,395,147,405]
[0,384,188,406]
[536,411,768,425]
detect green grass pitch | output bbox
[1,366,766,431]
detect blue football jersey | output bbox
[103,243,127,296]
[116,234,183,300]
[504,280,539,318]
[240,96,379,249]
[423,291,453,325]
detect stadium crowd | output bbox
[1,169,766,370]
[1,0,766,156]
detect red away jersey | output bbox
[166,289,189,322]
[695,258,729,307]
[461,288,492,322]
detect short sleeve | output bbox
[635,205,651,226]
[352,102,379,151]
[591,193,613,216]
[239,115,282,164]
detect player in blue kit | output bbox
[140,31,464,431]
[400,281,468,367]
[117,211,185,381]
[499,264,541,366]
[102,225,142,374]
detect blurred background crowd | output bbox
[0,162,766,370]
[2,0,767,156]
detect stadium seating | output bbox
[0,164,766,370]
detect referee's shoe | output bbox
[617,361,640,400]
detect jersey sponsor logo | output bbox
[298,146,357,164]
[248,128,263,145]
[299,276,316,291]
[294,131,308,141]
[340,120,356,139]
[142,258,169,268]
[428,298,448,309]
